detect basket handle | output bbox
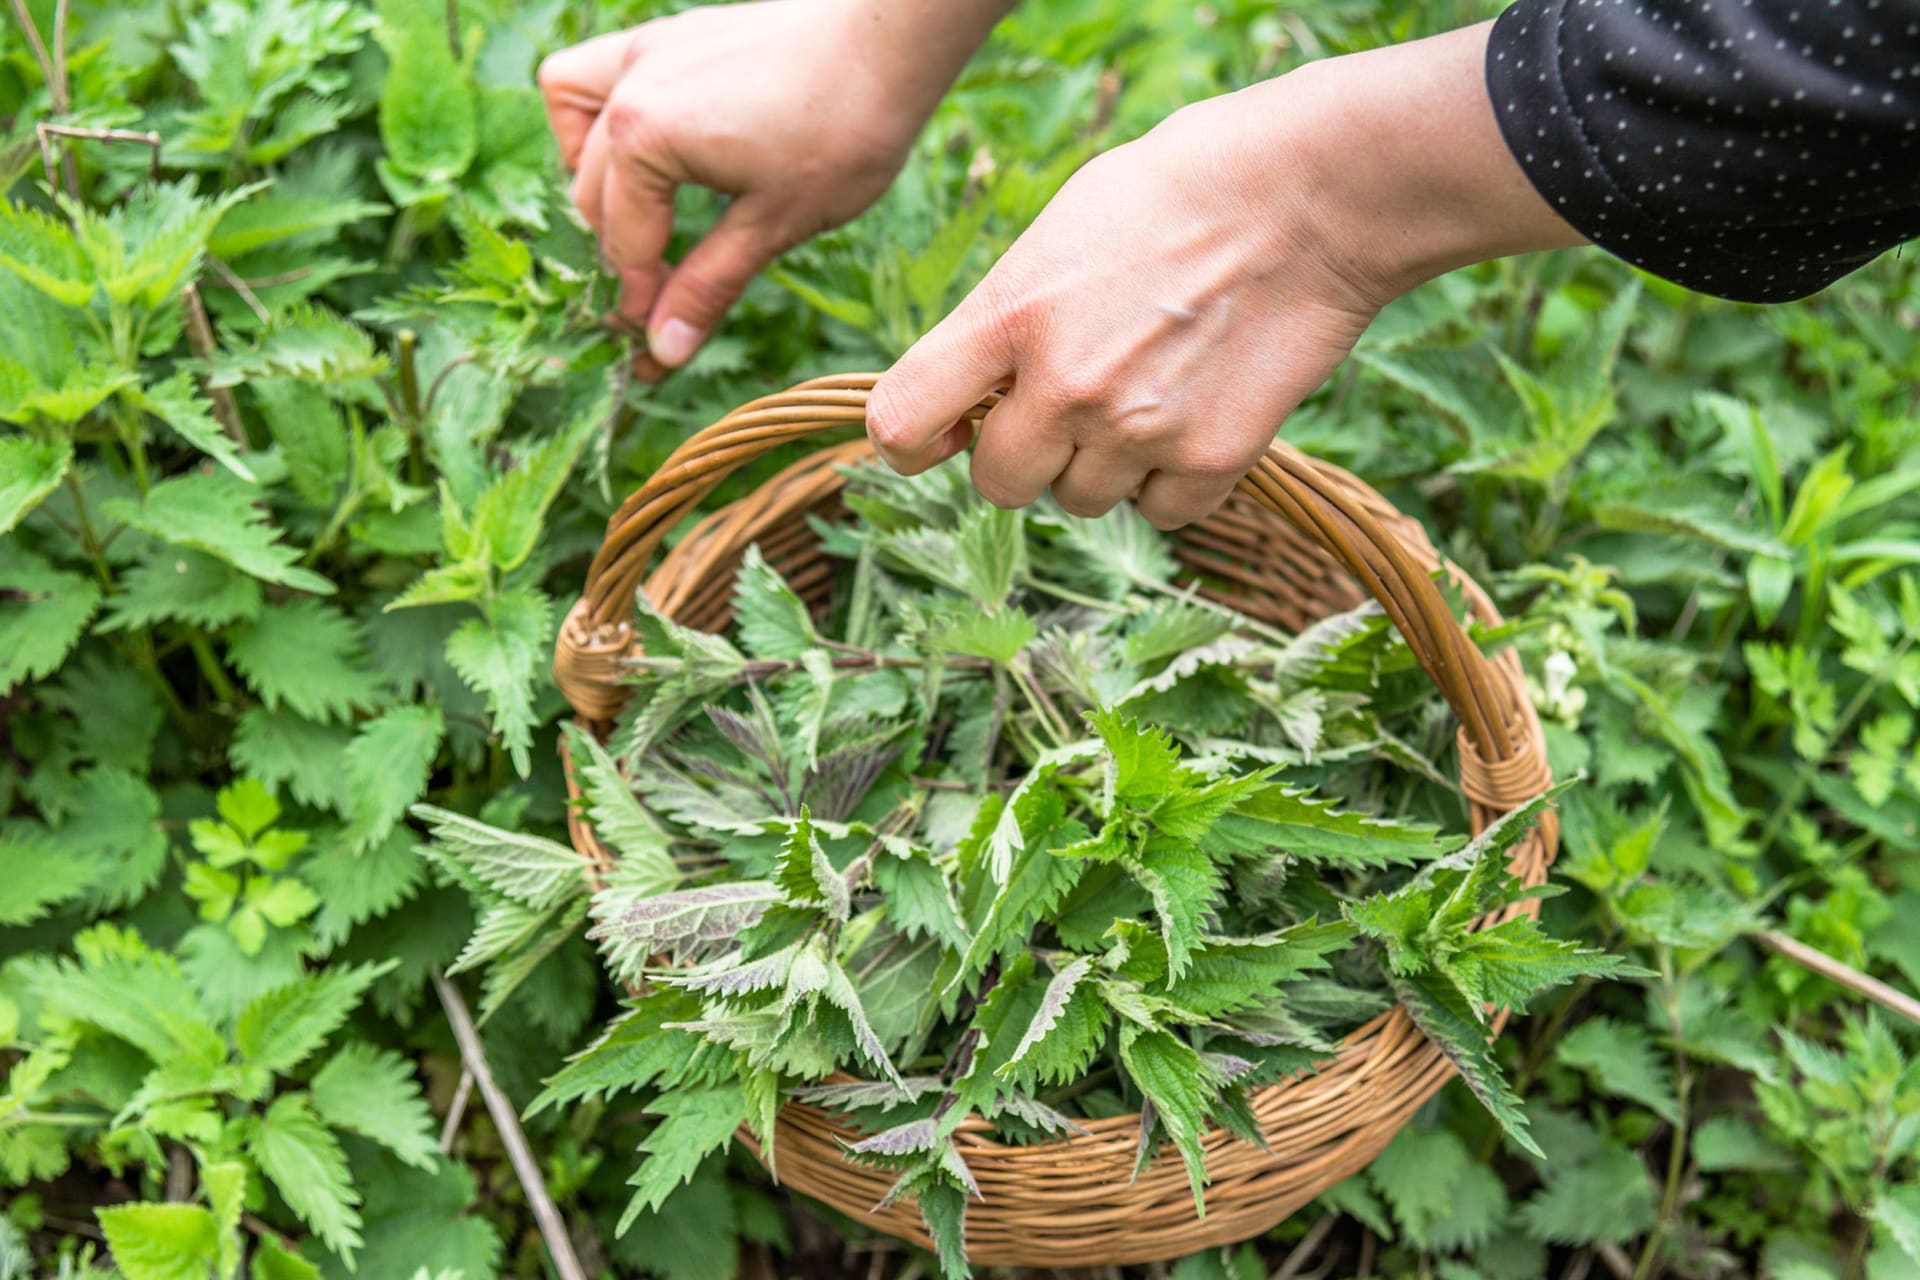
[556,372,1540,798]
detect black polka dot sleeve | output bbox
[1485,0,1920,302]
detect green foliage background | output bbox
[1,0,1918,1277]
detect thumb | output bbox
[868,288,1015,476]
[645,199,783,368]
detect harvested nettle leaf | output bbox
[420,458,1627,1276]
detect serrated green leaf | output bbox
[210,192,389,260]
[235,962,393,1073]
[0,435,71,532]
[952,788,1086,988]
[342,704,444,852]
[248,1093,362,1264]
[928,605,1037,662]
[105,472,335,594]
[773,809,850,921]
[251,377,348,507]
[0,828,99,926]
[1392,968,1538,1156]
[1519,1141,1656,1245]
[1450,916,1637,1010]
[528,992,705,1116]
[69,179,255,308]
[466,393,603,575]
[252,1237,322,1280]
[444,586,551,776]
[412,805,587,909]
[311,1042,438,1170]
[1126,839,1220,982]
[377,21,476,184]
[96,1203,220,1280]
[247,875,320,928]
[1210,781,1451,867]
[871,851,968,951]
[137,371,255,480]
[0,357,135,425]
[205,304,388,388]
[204,1159,246,1279]
[229,708,353,812]
[0,545,101,694]
[30,924,225,1067]
[305,829,428,949]
[1874,1184,1920,1267]
[616,1085,749,1233]
[1086,708,1182,811]
[1051,501,1176,598]
[1168,923,1353,1019]
[563,722,677,891]
[731,544,815,659]
[1370,1126,1509,1252]
[1118,1025,1222,1212]
[101,547,264,633]
[0,199,93,306]
[318,1147,500,1280]
[227,598,383,722]
[386,561,487,610]
[999,955,1095,1077]
[1556,1017,1680,1124]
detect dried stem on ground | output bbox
[433,972,590,1280]
[1751,928,1920,1026]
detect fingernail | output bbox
[649,318,702,368]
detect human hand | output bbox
[539,0,979,371]
[866,22,1585,529]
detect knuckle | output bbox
[1171,437,1263,482]
[601,97,661,150]
[865,380,915,452]
[969,462,1026,510]
[1053,490,1112,520]
[1041,367,1110,414]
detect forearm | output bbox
[835,0,1020,119]
[1194,21,1587,309]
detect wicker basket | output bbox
[553,373,1557,1267]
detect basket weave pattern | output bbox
[554,374,1556,1266]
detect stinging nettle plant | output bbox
[420,458,1634,1275]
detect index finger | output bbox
[537,29,643,172]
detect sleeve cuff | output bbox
[1483,0,1870,304]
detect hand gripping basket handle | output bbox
[554,372,1545,807]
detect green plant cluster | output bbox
[2,0,1919,1278]
[421,458,1628,1273]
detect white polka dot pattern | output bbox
[1487,0,1920,301]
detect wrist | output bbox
[1206,22,1587,309]
[829,0,1014,120]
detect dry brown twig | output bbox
[5,0,57,106]
[1750,928,1920,1026]
[432,972,589,1280]
[1268,1213,1337,1280]
[209,257,272,326]
[182,283,248,448]
[439,1066,475,1154]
